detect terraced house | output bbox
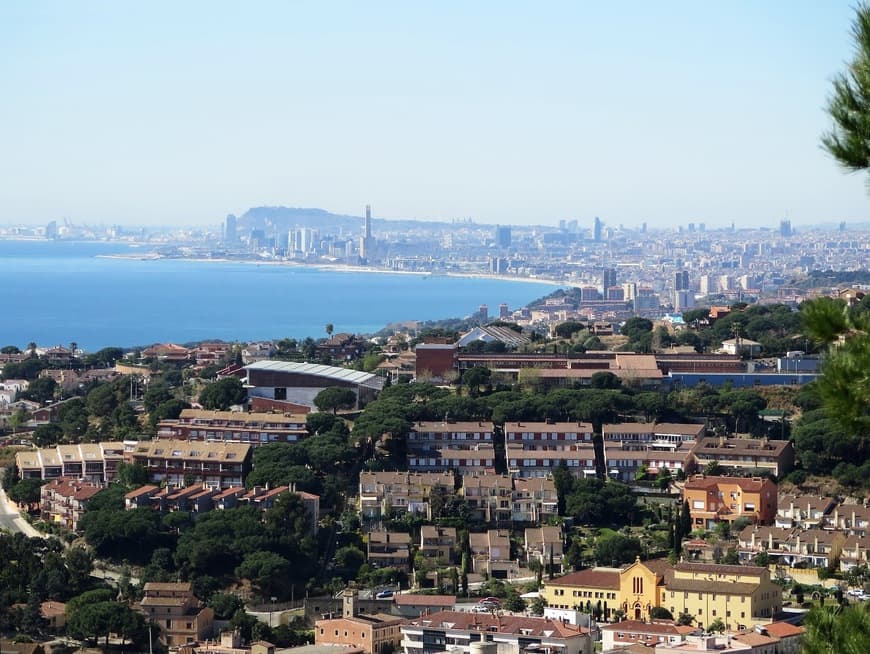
[129,439,252,489]
[157,409,309,445]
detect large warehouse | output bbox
[244,361,385,411]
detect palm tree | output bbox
[27,341,37,358]
[325,323,334,337]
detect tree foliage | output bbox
[199,377,246,410]
[313,386,357,414]
[822,3,870,180]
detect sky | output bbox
[0,1,868,229]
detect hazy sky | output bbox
[1,1,868,228]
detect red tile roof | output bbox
[548,568,620,589]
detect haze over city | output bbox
[1,1,868,228]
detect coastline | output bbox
[96,253,570,288]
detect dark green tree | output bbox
[199,377,247,410]
[313,386,357,414]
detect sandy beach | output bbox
[97,252,570,288]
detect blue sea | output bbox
[0,240,561,352]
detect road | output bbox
[0,476,41,537]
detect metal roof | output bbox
[244,360,383,387]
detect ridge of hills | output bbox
[236,205,463,234]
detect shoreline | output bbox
[96,253,570,288]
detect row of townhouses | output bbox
[16,440,253,489]
[358,471,558,524]
[405,420,793,481]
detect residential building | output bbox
[408,445,496,476]
[720,338,763,357]
[39,478,102,531]
[358,471,454,520]
[506,443,598,479]
[683,476,777,529]
[736,526,799,566]
[138,582,214,648]
[123,484,319,531]
[315,590,403,654]
[828,502,870,536]
[157,409,308,445]
[420,526,456,565]
[840,534,870,571]
[469,529,518,578]
[316,333,367,361]
[129,439,252,489]
[603,422,704,447]
[512,477,559,523]
[601,621,697,652]
[141,343,193,362]
[756,621,805,654]
[15,442,126,483]
[461,474,514,523]
[604,442,695,482]
[399,611,592,654]
[367,532,412,570]
[504,421,596,478]
[691,437,794,477]
[774,494,836,529]
[408,421,495,449]
[524,526,563,567]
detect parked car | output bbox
[376,590,394,599]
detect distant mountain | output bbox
[237,206,362,234]
[236,205,458,236]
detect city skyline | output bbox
[1,1,868,228]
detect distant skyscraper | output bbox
[688,222,695,233]
[699,223,706,233]
[675,270,689,291]
[45,220,58,240]
[780,219,792,238]
[495,225,512,248]
[641,222,647,234]
[479,304,489,321]
[224,214,237,244]
[361,204,374,259]
[593,216,603,242]
[602,267,617,292]
[499,303,510,318]
[839,221,846,233]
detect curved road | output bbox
[0,478,42,537]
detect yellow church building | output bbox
[542,559,781,630]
